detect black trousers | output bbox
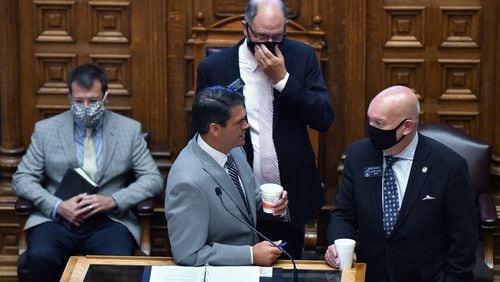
[257,219,305,259]
[26,214,135,282]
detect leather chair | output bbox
[419,123,497,281]
[14,131,157,281]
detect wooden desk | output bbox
[61,256,366,282]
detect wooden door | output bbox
[366,0,497,144]
[17,0,169,153]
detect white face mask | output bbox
[70,93,108,128]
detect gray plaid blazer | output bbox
[12,110,163,244]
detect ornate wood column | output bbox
[0,0,24,198]
[0,0,24,276]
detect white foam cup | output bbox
[334,238,356,270]
[260,183,283,214]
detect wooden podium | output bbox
[61,256,366,281]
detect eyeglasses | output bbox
[70,98,101,105]
[246,24,286,42]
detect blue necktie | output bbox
[226,155,251,215]
[383,156,400,236]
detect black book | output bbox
[55,168,98,200]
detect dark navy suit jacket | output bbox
[328,134,478,282]
[196,38,334,227]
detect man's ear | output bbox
[403,120,415,135]
[208,122,221,137]
[241,20,248,37]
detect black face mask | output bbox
[246,39,283,56]
[367,119,407,150]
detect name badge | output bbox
[364,166,382,178]
[227,78,245,92]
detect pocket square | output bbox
[422,195,436,201]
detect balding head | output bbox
[368,85,419,123]
[367,85,420,153]
[245,0,288,26]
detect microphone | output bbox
[215,187,298,281]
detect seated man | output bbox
[166,86,288,266]
[325,85,477,281]
[11,63,163,282]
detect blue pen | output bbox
[278,242,287,248]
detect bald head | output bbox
[368,85,420,128]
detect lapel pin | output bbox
[421,166,428,173]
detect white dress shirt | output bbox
[238,39,288,183]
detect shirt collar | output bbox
[74,117,103,136]
[196,134,228,168]
[239,38,259,72]
[387,133,419,161]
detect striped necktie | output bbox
[258,76,281,184]
[226,154,251,215]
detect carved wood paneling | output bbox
[90,55,131,96]
[382,58,425,97]
[439,6,481,48]
[34,53,76,95]
[88,2,130,44]
[436,111,480,137]
[438,59,480,101]
[383,6,425,48]
[33,0,75,42]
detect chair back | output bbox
[418,123,491,197]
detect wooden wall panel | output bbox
[0,0,499,280]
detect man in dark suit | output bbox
[325,85,477,281]
[166,86,288,266]
[196,0,334,258]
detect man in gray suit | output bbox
[12,64,163,282]
[166,86,288,266]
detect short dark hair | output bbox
[244,0,289,25]
[192,86,245,135]
[67,63,108,95]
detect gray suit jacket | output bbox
[12,110,163,244]
[165,137,260,266]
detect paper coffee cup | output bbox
[260,183,283,214]
[334,238,356,270]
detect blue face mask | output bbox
[367,119,407,150]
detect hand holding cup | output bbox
[260,183,287,215]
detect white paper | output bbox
[259,266,273,277]
[149,265,202,282]
[207,266,260,282]
[149,265,260,282]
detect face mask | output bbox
[367,119,407,150]
[247,39,284,56]
[71,94,107,128]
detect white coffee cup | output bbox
[260,183,283,214]
[334,238,356,270]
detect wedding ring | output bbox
[88,205,92,210]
